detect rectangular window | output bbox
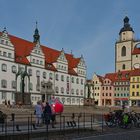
[12,93,15,100]
[1,92,6,99]
[28,69,32,76]
[12,81,16,89]
[12,66,17,73]
[1,80,7,88]
[8,53,12,58]
[132,92,135,96]
[3,52,6,57]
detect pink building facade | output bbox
[100,77,114,106]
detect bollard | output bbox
[11,113,15,121]
[16,124,21,131]
[91,114,93,130]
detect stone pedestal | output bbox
[15,92,31,105]
[84,98,95,106]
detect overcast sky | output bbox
[0,0,140,78]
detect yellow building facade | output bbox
[130,71,140,106]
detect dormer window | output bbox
[5,41,8,45]
[48,64,52,68]
[40,61,43,65]
[33,59,35,63]
[125,73,129,78]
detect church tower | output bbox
[115,16,135,72]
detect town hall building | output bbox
[0,25,86,105]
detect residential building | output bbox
[130,69,140,106]
[105,71,130,106]
[100,75,114,106]
[92,73,104,106]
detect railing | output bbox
[0,113,104,140]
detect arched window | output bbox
[122,64,125,70]
[121,46,126,56]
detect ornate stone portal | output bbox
[41,80,55,101]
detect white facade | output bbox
[0,28,86,105]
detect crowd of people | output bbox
[34,101,56,128]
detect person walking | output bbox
[35,101,43,126]
[51,104,56,128]
[44,102,52,125]
[41,101,46,123]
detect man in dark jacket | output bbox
[44,102,52,125]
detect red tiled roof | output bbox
[130,68,140,76]
[105,70,131,82]
[66,54,80,69]
[132,47,140,55]
[69,70,77,76]
[1,32,81,75]
[45,63,57,71]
